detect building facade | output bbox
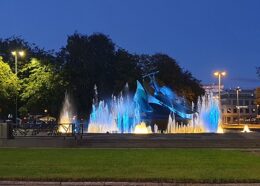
[203,84,224,97]
[221,89,258,124]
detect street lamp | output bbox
[214,71,226,101]
[44,109,49,123]
[11,50,25,125]
[236,87,241,125]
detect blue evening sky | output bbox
[1,0,260,89]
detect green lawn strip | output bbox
[0,148,259,183]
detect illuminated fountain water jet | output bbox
[241,125,251,133]
[134,122,152,134]
[192,93,221,133]
[88,84,142,133]
[217,125,224,133]
[59,92,75,133]
[167,114,205,133]
[166,93,221,133]
[196,93,221,132]
[88,77,222,134]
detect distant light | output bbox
[214,71,226,77]
[236,87,241,91]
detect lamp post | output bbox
[236,87,241,125]
[44,109,49,123]
[257,104,259,117]
[214,71,226,101]
[11,50,25,125]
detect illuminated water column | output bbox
[88,84,142,133]
[166,93,221,133]
[59,92,75,133]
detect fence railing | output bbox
[12,123,85,137]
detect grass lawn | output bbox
[0,148,260,183]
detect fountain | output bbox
[217,125,224,133]
[154,124,158,133]
[196,93,221,132]
[242,125,251,133]
[134,122,152,134]
[165,92,221,134]
[87,78,222,134]
[88,84,143,133]
[85,69,223,134]
[58,92,75,133]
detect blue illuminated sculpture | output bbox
[88,72,221,133]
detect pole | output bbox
[218,74,221,101]
[15,55,18,126]
[237,89,240,125]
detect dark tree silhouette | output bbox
[58,33,117,117]
[0,33,205,120]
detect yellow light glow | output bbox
[58,112,72,133]
[58,124,72,133]
[11,51,17,56]
[18,51,25,57]
[134,122,151,134]
[214,71,226,77]
[217,125,224,134]
[241,125,251,133]
[214,71,219,76]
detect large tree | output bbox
[0,37,62,117]
[113,49,142,93]
[20,58,65,116]
[0,57,19,119]
[58,33,118,117]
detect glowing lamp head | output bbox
[214,71,219,76]
[11,51,17,56]
[236,87,241,92]
[12,50,25,57]
[214,71,226,77]
[18,51,25,57]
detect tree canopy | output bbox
[0,33,205,120]
[0,56,19,118]
[20,58,66,115]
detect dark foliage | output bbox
[0,33,205,119]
